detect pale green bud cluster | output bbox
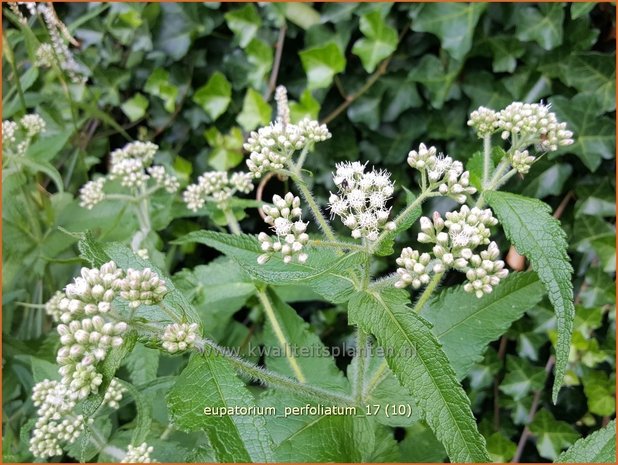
[509,149,536,174]
[103,378,126,410]
[2,113,46,157]
[121,442,157,463]
[118,268,168,308]
[258,193,309,264]
[161,322,200,353]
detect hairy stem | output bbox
[482,135,492,188]
[197,337,354,406]
[362,360,389,400]
[412,272,444,313]
[223,207,242,235]
[291,174,337,243]
[353,329,369,402]
[293,144,312,175]
[256,289,307,383]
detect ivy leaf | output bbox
[299,42,346,90]
[167,354,274,462]
[499,356,547,401]
[174,231,365,303]
[582,370,616,416]
[514,3,564,50]
[120,93,149,122]
[348,288,490,463]
[422,271,545,380]
[410,3,487,60]
[224,4,261,48]
[262,289,349,391]
[487,36,525,73]
[570,2,597,20]
[351,12,398,73]
[529,411,579,460]
[236,88,272,131]
[281,3,320,30]
[245,38,273,89]
[144,68,178,113]
[289,89,320,122]
[486,432,517,463]
[408,55,462,109]
[193,71,232,121]
[484,191,574,403]
[556,419,616,463]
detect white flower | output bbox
[275,85,290,126]
[2,120,18,146]
[467,106,498,138]
[395,248,432,289]
[183,171,254,212]
[110,141,158,166]
[122,443,156,463]
[328,162,395,241]
[161,323,199,353]
[79,178,106,209]
[19,113,46,138]
[109,158,150,189]
[147,166,180,193]
[35,43,56,68]
[509,149,536,174]
[463,242,509,297]
[45,291,65,323]
[103,378,125,410]
[118,268,167,308]
[258,193,309,264]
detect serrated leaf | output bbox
[348,287,490,462]
[167,354,274,462]
[351,12,398,73]
[423,272,545,380]
[410,3,487,60]
[237,88,272,131]
[299,42,346,90]
[556,419,616,463]
[224,4,261,48]
[262,289,348,392]
[529,411,579,460]
[193,72,232,121]
[484,191,574,403]
[514,4,564,50]
[174,231,365,303]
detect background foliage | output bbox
[2,2,616,462]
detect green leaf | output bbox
[262,289,348,391]
[224,4,261,48]
[120,93,149,122]
[236,88,272,131]
[410,3,487,60]
[570,2,596,20]
[408,55,462,109]
[583,370,616,416]
[514,4,564,50]
[299,42,346,90]
[487,36,525,73]
[289,89,320,122]
[348,288,490,463]
[18,157,64,193]
[423,272,545,380]
[204,126,244,171]
[167,354,274,462]
[144,68,178,113]
[245,39,273,89]
[174,231,365,303]
[399,422,447,462]
[486,432,517,463]
[124,343,159,387]
[556,419,616,463]
[193,72,232,120]
[499,356,547,401]
[351,12,398,73]
[529,411,579,460]
[282,3,320,30]
[484,191,574,403]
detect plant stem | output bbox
[363,360,389,400]
[294,144,311,175]
[482,135,492,187]
[476,159,511,208]
[4,32,26,113]
[256,289,307,383]
[197,337,354,406]
[308,239,366,252]
[353,329,369,402]
[412,272,444,313]
[223,207,242,235]
[263,24,287,101]
[291,174,337,243]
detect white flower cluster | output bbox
[118,268,168,308]
[468,102,574,150]
[395,206,508,297]
[161,323,199,353]
[2,113,46,157]
[407,144,476,203]
[78,141,179,210]
[182,170,254,211]
[121,443,156,463]
[258,193,309,264]
[244,86,331,178]
[103,378,125,410]
[35,43,55,67]
[29,379,92,458]
[509,149,536,174]
[328,161,395,241]
[45,290,65,323]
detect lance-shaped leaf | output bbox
[556,419,616,463]
[174,231,365,303]
[348,287,490,462]
[484,191,574,403]
[167,354,274,462]
[422,271,545,379]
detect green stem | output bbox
[293,144,312,175]
[223,207,242,235]
[4,32,26,113]
[257,289,307,383]
[412,272,444,314]
[291,174,337,243]
[363,360,389,400]
[198,337,354,406]
[308,239,366,252]
[476,159,511,208]
[482,135,492,188]
[353,329,369,402]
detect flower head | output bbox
[161,323,199,353]
[182,170,254,212]
[122,443,156,463]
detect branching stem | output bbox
[412,272,444,314]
